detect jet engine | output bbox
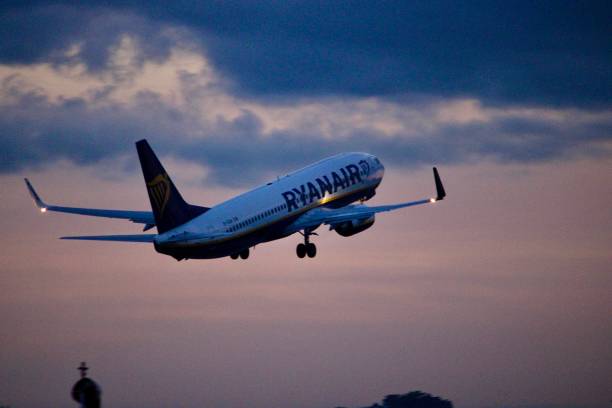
[334,215,375,237]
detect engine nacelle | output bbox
[334,215,375,237]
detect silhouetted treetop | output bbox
[379,391,452,408]
[336,390,453,408]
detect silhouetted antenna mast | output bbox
[78,362,89,378]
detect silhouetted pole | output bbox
[71,362,101,408]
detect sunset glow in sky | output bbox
[1,2,611,408]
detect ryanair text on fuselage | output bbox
[281,163,364,212]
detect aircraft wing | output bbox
[25,178,155,230]
[292,167,446,230]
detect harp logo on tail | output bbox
[147,174,171,215]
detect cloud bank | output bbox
[1,3,611,186]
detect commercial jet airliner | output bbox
[25,140,446,261]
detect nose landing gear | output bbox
[297,230,317,258]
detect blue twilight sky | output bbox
[0,2,611,408]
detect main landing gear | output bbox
[230,248,250,260]
[296,230,317,258]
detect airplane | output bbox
[25,139,446,261]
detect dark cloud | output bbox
[0,4,183,72]
[1,1,611,107]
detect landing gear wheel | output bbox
[296,243,306,258]
[306,243,317,258]
[230,253,239,260]
[239,248,250,259]
[297,229,318,259]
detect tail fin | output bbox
[136,140,208,233]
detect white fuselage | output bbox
[154,152,384,258]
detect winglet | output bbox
[433,167,446,201]
[24,178,48,211]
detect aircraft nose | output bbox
[371,155,384,178]
[374,157,385,174]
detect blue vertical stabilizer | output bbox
[136,139,208,233]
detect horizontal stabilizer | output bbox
[61,234,156,242]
